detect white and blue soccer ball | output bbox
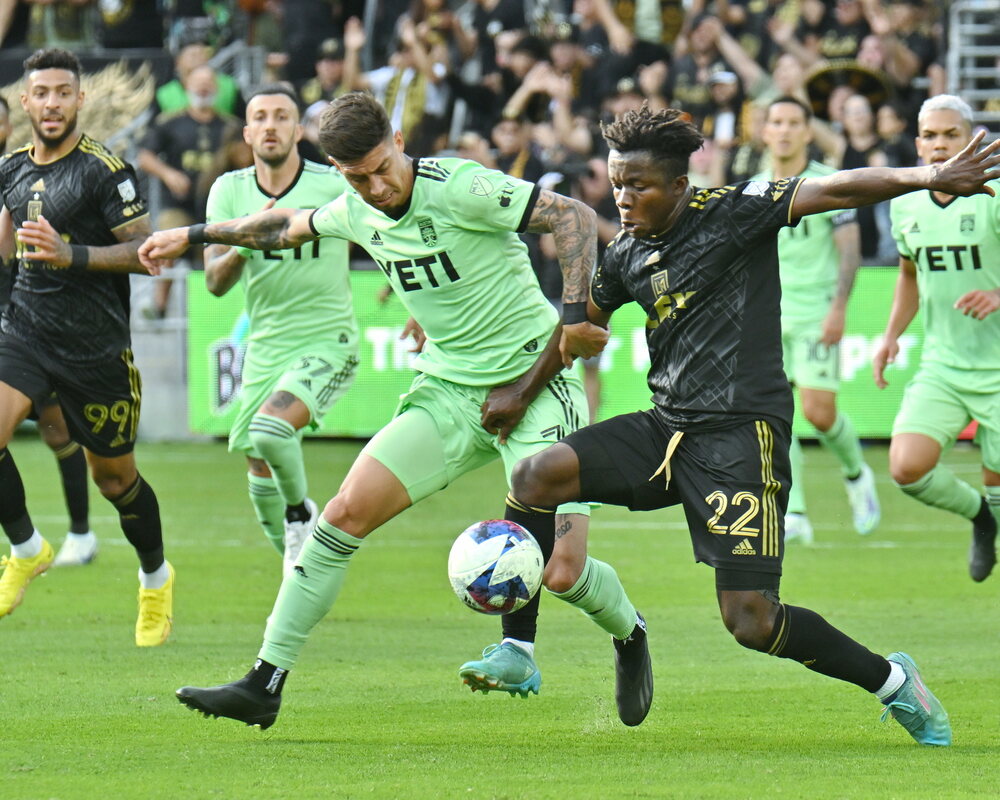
[448,520,544,615]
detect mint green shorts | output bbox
[892,363,1000,471]
[361,371,590,515]
[229,346,359,456]
[781,320,840,393]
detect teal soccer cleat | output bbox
[881,652,951,746]
[459,642,541,698]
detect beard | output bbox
[257,141,295,168]
[32,113,77,149]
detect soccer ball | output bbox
[448,520,544,615]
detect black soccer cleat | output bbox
[176,677,281,730]
[613,611,653,726]
[969,501,997,582]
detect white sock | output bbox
[502,637,534,658]
[64,531,95,541]
[11,530,43,559]
[138,562,170,589]
[874,661,906,701]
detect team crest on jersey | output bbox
[470,175,494,196]
[960,214,975,234]
[117,178,136,203]
[651,269,669,296]
[417,217,437,246]
[742,180,768,197]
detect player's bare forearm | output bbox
[832,223,861,308]
[884,260,920,340]
[793,131,1000,217]
[525,190,598,304]
[204,243,246,297]
[203,207,311,251]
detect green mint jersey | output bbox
[310,157,558,386]
[890,180,1000,371]
[206,160,357,360]
[752,160,857,326]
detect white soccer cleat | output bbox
[784,513,814,545]
[282,498,318,579]
[845,463,881,535]
[52,531,98,567]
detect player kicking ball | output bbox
[493,105,1000,746]
[141,92,652,728]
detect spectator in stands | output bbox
[467,0,526,76]
[877,100,918,168]
[138,65,247,318]
[0,95,10,153]
[154,40,244,117]
[298,37,348,107]
[669,13,731,128]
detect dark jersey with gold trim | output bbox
[592,178,804,431]
[0,133,147,364]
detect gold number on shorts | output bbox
[704,490,761,536]
[84,403,109,432]
[83,400,134,443]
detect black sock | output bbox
[245,658,288,695]
[973,497,995,532]
[111,475,164,573]
[285,502,310,523]
[766,604,890,693]
[499,494,556,643]
[0,448,34,544]
[54,442,90,533]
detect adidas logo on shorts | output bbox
[731,538,756,556]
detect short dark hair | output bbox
[246,83,301,116]
[318,91,392,163]
[767,95,812,122]
[23,48,82,80]
[601,105,704,180]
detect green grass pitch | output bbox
[3,434,999,799]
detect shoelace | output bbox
[880,699,917,723]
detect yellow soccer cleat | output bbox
[0,537,55,618]
[135,562,174,647]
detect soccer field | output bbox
[4,435,998,799]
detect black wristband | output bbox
[69,244,89,271]
[562,301,588,324]
[187,224,208,244]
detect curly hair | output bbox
[319,91,392,163]
[601,105,704,180]
[23,48,81,80]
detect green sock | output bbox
[897,465,982,519]
[550,557,637,639]
[787,433,807,515]
[260,519,362,670]
[248,413,308,506]
[817,413,864,479]
[986,485,1000,519]
[248,473,286,555]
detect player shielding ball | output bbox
[203,85,358,577]
[0,49,173,645]
[141,92,652,729]
[496,104,1000,745]
[873,94,1000,582]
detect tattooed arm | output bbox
[525,189,607,365]
[138,207,317,272]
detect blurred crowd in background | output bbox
[0,0,997,316]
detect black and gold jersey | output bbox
[0,133,148,364]
[593,178,805,432]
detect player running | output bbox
[754,96,880,544]
[203,85,358,577]
[496,104,1000,746]
[141,91,652,728]
[874,94,1000,583]
[0,48,173,645]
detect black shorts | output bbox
[0,334,141,457]
[565,409,791,589]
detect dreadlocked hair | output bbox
[601,104,704,180]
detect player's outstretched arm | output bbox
[873,258,920,389]
[525,189,607,364]
[792,130,1000,218]
[17,214,154,274]
[138,207,316,272]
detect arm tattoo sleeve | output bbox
[525,191,597,304]
[205,210,307,251]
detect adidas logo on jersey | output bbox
[909,221,920,234]
[731,538,756,556]
[370,231,383,246]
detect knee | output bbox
[803,404,835,432]
[720,597,777,652]
[511,454,551,506]
[543,555,584,594]
[511,445,577,508]
[95,472,135,501]
[322,492,372,538]
[889,457,930,486]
